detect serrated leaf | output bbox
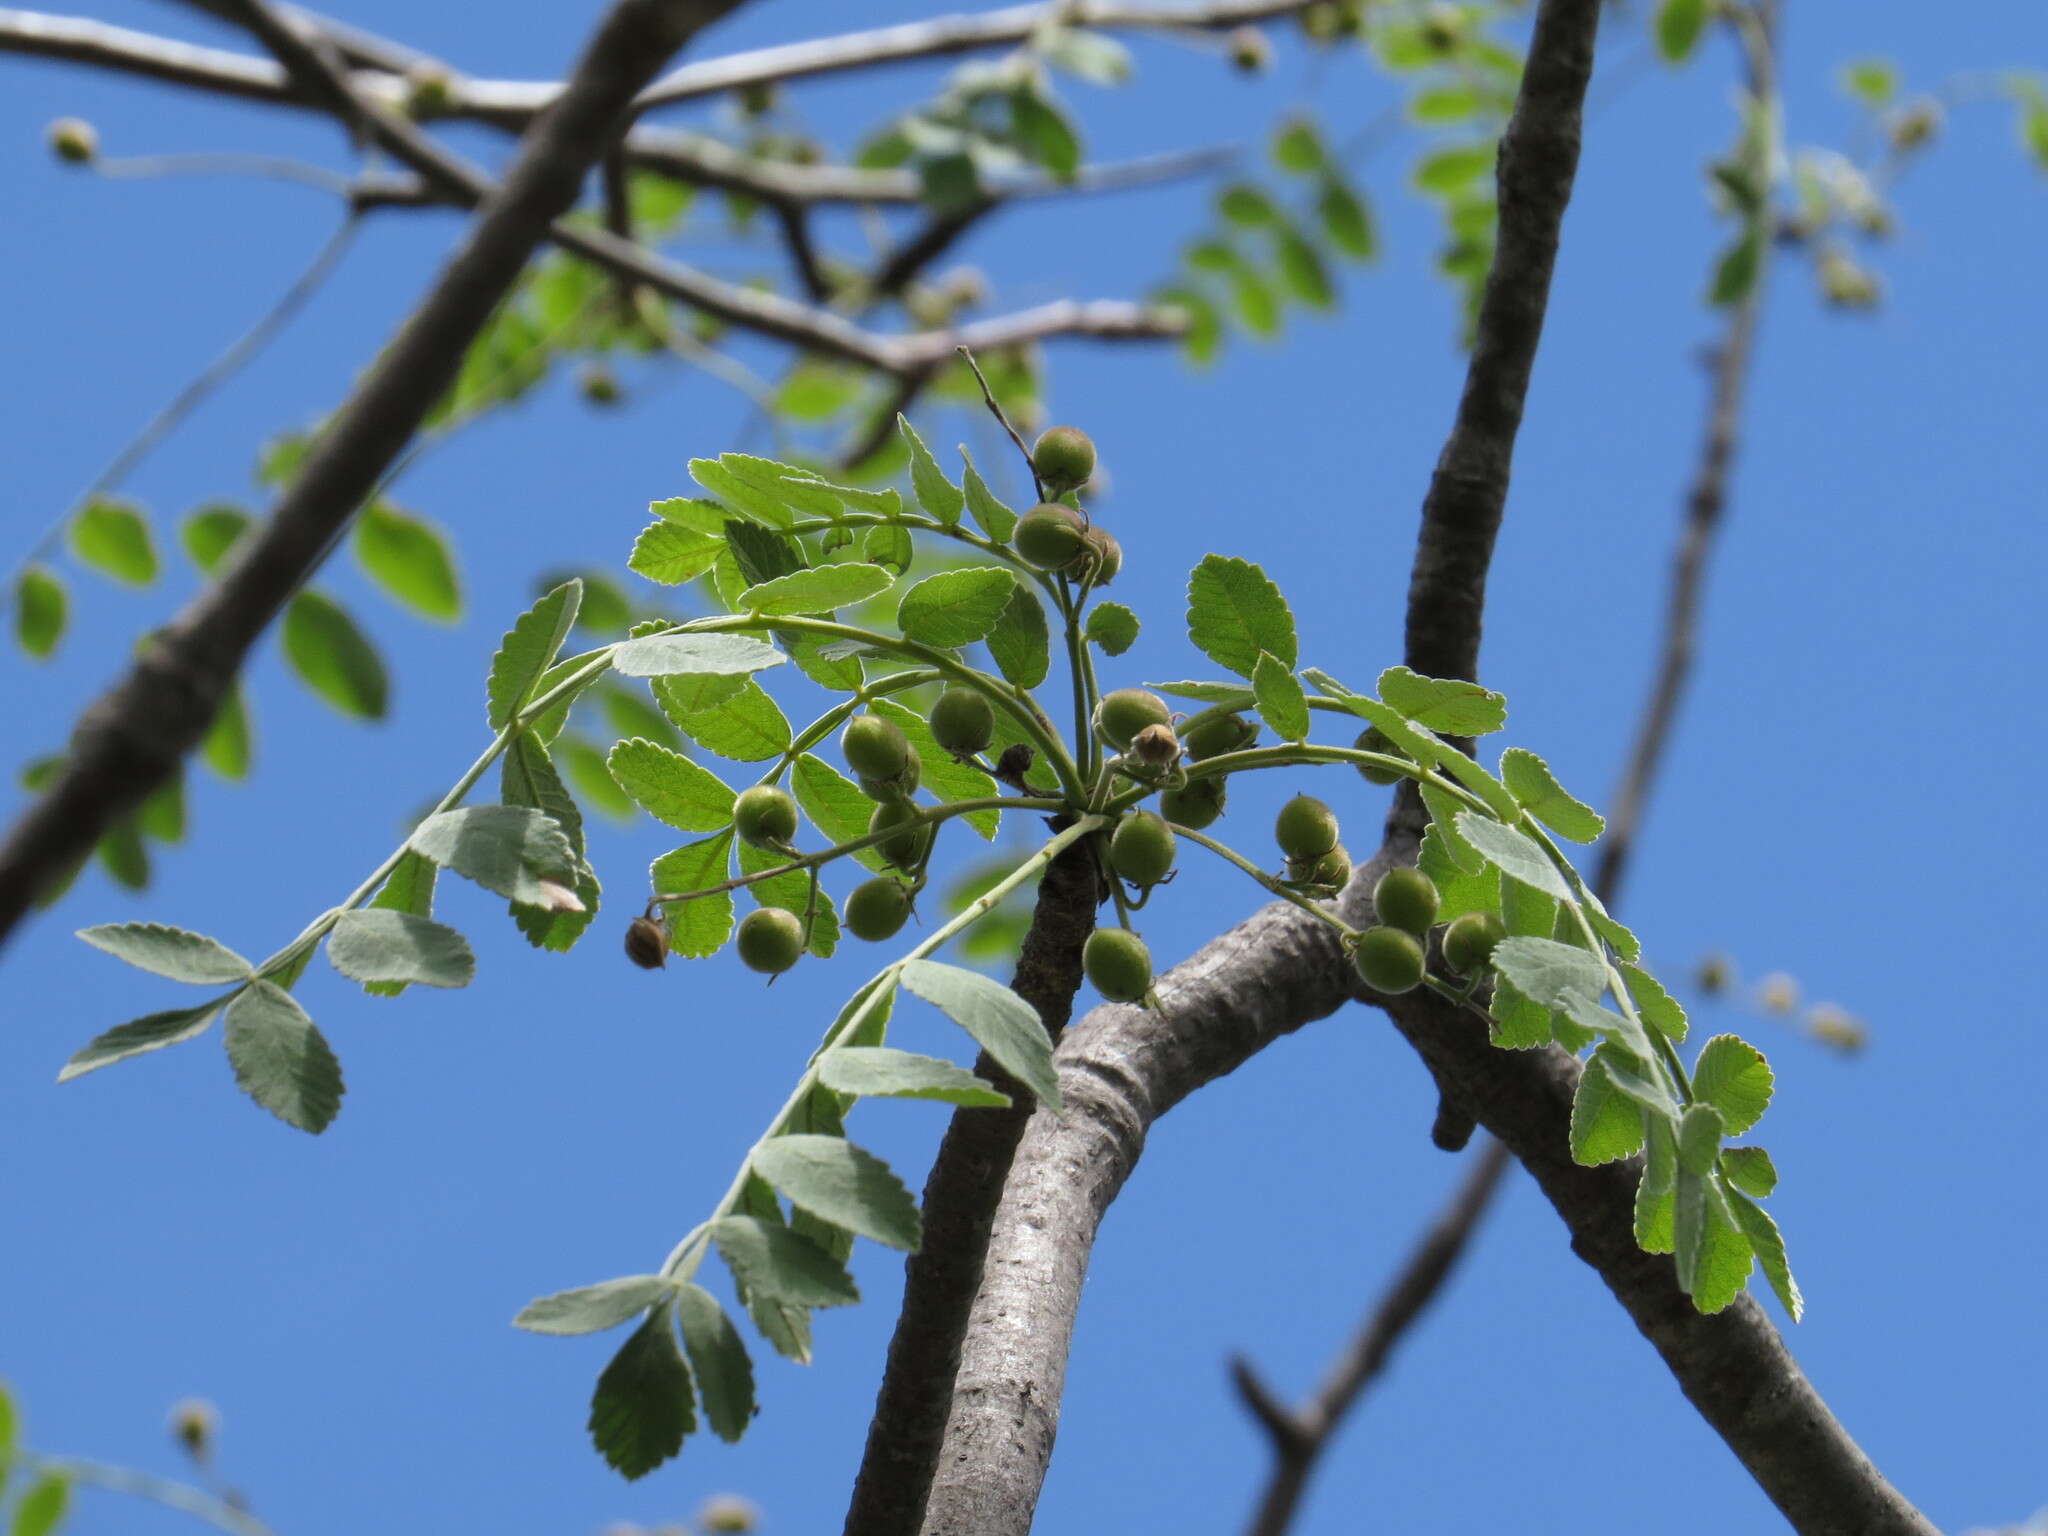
[651,833,735,958]
[1418,823,1497,920]
[516,1275,676,1335]
[1499,748,1604,842]
[899,959,1059,1109]
[1492,935,1609,1010]
[1635,1112,1679,1252]
[610,632,785,680]
[1585,897,1642,963]
[224,981,344,1133]
[898,415,964,524]
[1377,667,1507,735]
[751,1135,923,1251]
[1655,0,1707,62]
[670,678,791,762]
[1727,1187,1803,1320]
[284,590,387,719]
[608,739,735,831]
[1084,602,1139,657]
[819,1047,1010,1107]
[1185,554,1296,677]
[409,805,574,905]
[792,755,886,872]
[70,497,157,584]
[987,583,1050,688]
[1674,1167,1752,1313]
[12,1474,69,1536]
[589,1309,694,1480]
[1720,1145,1778,1198]
[326,910,474,988]
[692,457,793,527]
[502,735,597,952]
[1250,651,1309,742]
[1569,1055,1647,1165]
[1455,812,1572,901]
[354,501,460,621]
[1619,962,1687,1041]
[739,564,894,617]
[713,1212,860,1308]
[674,1284,756,1443]
[959,448,1018,541]
[630,520,725,585]
[1677,1102,1725,1177]
[1692,1034,1773,1135]
[722,454,841,519]
[75,922,251,983]
[203,683,253,780]
[559,733,636,821]
[1485,972,1555,1050]
[898,567,1016,648]
[15,565,65,659]
[488,580,582,730]
[57,1000,222,1083]
[363,848,437,998]
[651,669,750,725]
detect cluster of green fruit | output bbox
[1012,426,1121,586]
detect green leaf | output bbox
[1654,0,1707,63]
[987,584,1051,688]
[1418,823,1497,921]
[15,565,65,659]
[354,501,460,621]
[739,564,894,617]
[1585,895,1642,963]
[1274,225,1335,308]
[602,684,682,748]
[57,1000,222,1083]
[1491,935,1608,1012]
[819,1047,1010,1107]
[69,497,157,585]
[138,770,185,844]
[1250,651,1309,742]
[751,1135,922,1251]
[409,805,575,905]
[1674,1167,1753,1313]
[1272,116,1328,174]
[501,735,597,952]
[650,833,735,959]
[1497,748,1604,842]
[1218,182,1279,226]
[1619,962,1687,1042]
[1156,282,1223,365]
[12,1474,69,1536]
[1084,602,1140,657]
[1317,178,1376,260]
[1691,1034,1774,1135]
[1455,812,1572,901]
[629,520,725,586]
[362,849,437,998]
[899,958,1060,1109]
[1677,1102,1725,1178]
[558,733,636,821]
[714,1211,861,1311]
[611,632,785,681]
[1635,1112,1679,1252]
[516,1275,675,1336]
[1709,223,1764,306]
[898,567,1016,648]
[488,581,583,730]
[608,739,735,831]
[1414,142,1495,197]
[777,361,862,421]
[326,910,474,988]
[870,700,1000,839]
[76,922,251,983]
[691,457,793,527]
[674,1284,756,1442]
[792,754,886,873]
[1410,85,1485,124]
[898,415,964,525]
[669,678,791,762]
[722,454,842,519]
[97,816,149,891]
[588,1309,694,1480]
[1569,1055,1647,1166]
[1727,1187,1803,1321]
[959,448,1018,541]
[1148,680,1256,705]
[283,590,387,719]
[1377,667,1507,735]
[1185,554,1297,677]
[224,981,345,1134]
[203,684,253,781]
[1719,1145,1778,1199]
[1013,84,1081,179]
[1229,265,1280,337]
[863,523,914,577]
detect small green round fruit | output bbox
[1372,866,1440,937]
[1352,925,1425,994]
[869,798,931,871]
[1094,688,1172,751]
[843,714,913,783]
[1109,810,1177,888]
[1084,927,1153,1003]
[1032,425,1096,493]
[1161,776,1227,830]
[733,784,799,851]
[736,907,805,975]
[1275,794,1340,861]
[1185,713,1258,762]
[1443,912,1507,977]
[1014,503,1089,570]
[844,877,915,943]
[1081,526,1121,584]
[1299,844,1352,890]
[1353,726,1406,786]
[931,687,996,757]
[858,750,921,803]
[46,117,97,164]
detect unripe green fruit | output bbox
[931,687,996,757]
[1014,503,1089,570]
[1275,794,1340,861]
[736,907,805,975]
[1160,777,1227,830]
[1372,866,1440,937]
[1084,927,1153,1003]
[47,117,97,164]
[1296,844,1351,890]
[1109,810,1176,888]
[1081,526,1121,585]
[843,714,912,783]
[844,877,915,943]
[858,750,921,803]
[1352,925,1425,994]
[1032,425,1096,493]
[1094,688,1173,751]
[1185,713,1258,761]
[1353,726,1405,786]
[869,798,931,871]
[733,784,799,851]
[1443,912,1507,977]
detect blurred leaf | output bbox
[284,590,388,719]
[1037,26,1131,84]
[1414,143,1495,197]
[14,565,65,659]
[1218,182,1279,227]
[1655,0,1707,63]
[1317,179,1376,260]
[96,817,148,890]
[1012,85,1081,180]
[1229,265,1280,337]
[355,501,460,622]
[202,683,253,781]
[1272,116,1328,174]
[1709,224,1764,306]
[558,733,636,820]
[778,362,863,421]
[69,497,157,585]
[1154,283,1222,364]
[1274,225,1335,308]
[12,1473,70,1536]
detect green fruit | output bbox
[1032,425,1096,493]
[858,750,920,802]
[1372,866,1440,937]
[1275,794,1339,861]
[843,714,913,783]
[736,907,805,975]
[1352,925,1425,994]
[1353,727,1405,786]
[1443,912,1507,976]
[1084,927,1153,1003]
[1296,844,1352,890]
[845,877,915,943]
[46,117,97,164]
[1014,503,1089,570]
[1185,713,1257,761]
[1095,688,1172,751]
[1160,777,1227,830]
[1109,810,1176,888]
[931,687,996,757]
[1081,526,1121,585]
[733,784,799,851]
[869,798,931,871]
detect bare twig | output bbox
[17,1452,277,1536]
[957,346,1041,493]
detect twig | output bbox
[599,140,641,317]
[834,369,936,472]
[770,198,831,303]
[17,1452,278,1536]
[957,345,1041,496]
[868,203,992,301]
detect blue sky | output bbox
[3,2,2044,1534]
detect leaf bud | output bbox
[169,1398,218,1462]
[1227,26,1272,72]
